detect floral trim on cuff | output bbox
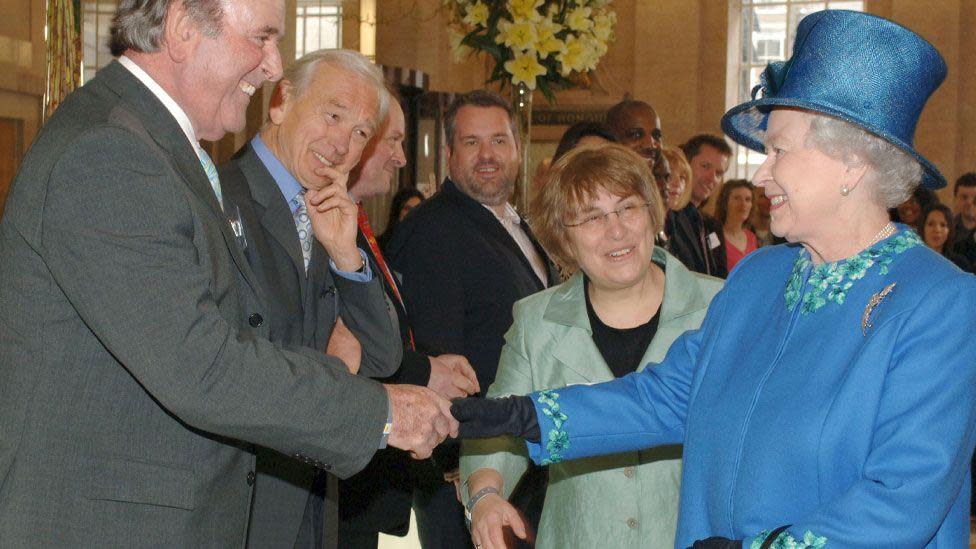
[536,390,569,465]
[784,229,921,314]
[749,529,827,549]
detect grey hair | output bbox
[110,0,223,56]
[281,49,389,126]
[805,113,922,208]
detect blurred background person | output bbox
[552,121,620,163]
[378,187,426,252]
[531,121,619,196]
[920,203,972,272]
[666,134,732,277]
[659,146,693,254]
[890,186,938,231]
[715,179,758,275]
[606,99,662,173]
[950,172,976,249]
[751,186,778,247]
[661,146,693,213]
[460,144,721,549]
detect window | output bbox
[295,0,343,58]
[81,0,118,83]
[726,0,863,181]
[81,0,345,82]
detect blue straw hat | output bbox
[721,10,947,189]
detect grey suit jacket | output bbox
[220,143,400,549]
[0,60,390,547]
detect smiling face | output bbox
[896,196,921,226]
[726,186,753,226]
[753,109,852,244]
[613,104,662,169]
[565,188,656,293]
[349,101,407,201]
[263,64,380,191]
[955,185,976,222]
[923,209,950,252]
[665,168,686,211]
[180,0,284,141]
[689,144,730,207]
[447,105,520,207]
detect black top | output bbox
[584,276,661,378]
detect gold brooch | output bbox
[862,282,896,336]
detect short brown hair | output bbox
[531,144,664,270]
[661,146,693,210]
[680,133,732,161]
[444,90,517,150]
[715,179,755,225]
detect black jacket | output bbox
[386,179,560,394]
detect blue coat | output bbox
[525,230,976,548]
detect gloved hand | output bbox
[688,537,742,549]
[450,396,541,442]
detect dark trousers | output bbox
[413,480,474,549]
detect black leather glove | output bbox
[689,524,791,549]
[450,396,541,442]
[688,538,742,549]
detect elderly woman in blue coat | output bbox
[453,10,976,549]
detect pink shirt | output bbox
[725,228,758,273]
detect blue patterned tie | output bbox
[197,147,223,210]
[291,190,312,272]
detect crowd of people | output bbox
[0,2,974,549]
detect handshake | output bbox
[384,392,540,458]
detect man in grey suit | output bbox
[0,0,456,546]
[219,50,403,548]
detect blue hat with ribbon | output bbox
[721,10,947,189]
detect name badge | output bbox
[228,205,247,251]
[707,232,721,250]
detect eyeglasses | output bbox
[563,202,652,229]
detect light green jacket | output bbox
[460,248,722,549]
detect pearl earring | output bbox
[840,185,850,196]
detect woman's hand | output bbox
[470,493,532,549]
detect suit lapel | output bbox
[237,145,307,283]
[520,220,560,286]
[639,248,708,370]
[441,180,549,291]
[544,272,615,383]
[100,61,262,295]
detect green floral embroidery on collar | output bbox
[750,529,827,549]
[536,390,569,465]
[784,230,921,314]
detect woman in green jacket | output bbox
[459,144,722,549]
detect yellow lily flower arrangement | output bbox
[445,0,617,103]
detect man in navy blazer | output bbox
[387,90,559,549]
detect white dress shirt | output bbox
[484,202,549,287]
